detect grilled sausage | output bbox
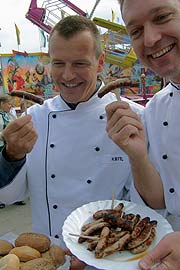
[131,217,151,239]
[98,79,139,98]
[95,227,110,258]
[78,222,109,243]
[81,218,104,232]
[100,232,131,258]
[127,222,154,249]
[87,240,98,251]
[103,213,135,231]
[130,228,156,254]
[10,90,44,105]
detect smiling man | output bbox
[121,0,180,81]
[105,0,180,269]
[116,0,180,229]
[0,15,144,270]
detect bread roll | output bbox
[9,246,41,262]
[0,240,14,255]
[20,261,25,267]
[49,245,65,267]
[20,258,56,270]
[41,250,52,262]
[0,254,20,270]
[15,233,51,252]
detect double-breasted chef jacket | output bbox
[0,88,144,247]
[131,82,180,231]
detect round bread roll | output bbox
[41,250,52,261]
[20,258,56,270]
[15,233,51,252]
[0,254,20,270]
[9,246,41,262]
[20,261,25,267]
[0,240,14,255]
[49,245,65,267]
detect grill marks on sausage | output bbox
[99,232,131,258]
[97,79,139,98]
[78,222,109,243]
[93,203,124,220]
[130,228,156,254]
[10,90,44,105]
[131,217,150,239]
[95,227,110,258]
[78,203,157,258]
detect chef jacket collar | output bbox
[60,79,102,110]
[170,81,180,91]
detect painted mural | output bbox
[103,60,162,96]
[0,50,58,99]
[0,50,162,107]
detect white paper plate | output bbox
[62,200,173,270]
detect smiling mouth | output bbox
[62,82,83,88]
[151,44,174,59]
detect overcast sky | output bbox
[0,0,123,54]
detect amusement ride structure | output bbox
[25,0,87,34]
[25,0,158,104]
[25,0,137,68]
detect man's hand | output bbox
[2,115,38,161]
[106,101,146,160]
[139,232,180,270]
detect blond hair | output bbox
[49,15,103,59]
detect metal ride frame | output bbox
[26,0,87,34]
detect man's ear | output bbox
[97,52,105,73]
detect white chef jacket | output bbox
[0,89,143,249]
[131,82,180,231]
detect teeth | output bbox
[64,83,79,88]
[152,45,173,59]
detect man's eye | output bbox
[53,62,64,66]
[75,62,88,67]
[156,13,173,23]
[130,29,142,39]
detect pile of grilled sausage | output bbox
[78,203,157,258]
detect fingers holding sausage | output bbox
[105,101,146,157]
[105,101,143,137]
[2,115,38,160]
[105,101,130,121]
[105,102,144,146]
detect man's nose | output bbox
[144,24,162,47]
[62,65,75,81]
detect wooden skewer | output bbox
[113,88,121,101]
[69,233,99,240]
[111,190,115,209]
[23,94,27,115]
